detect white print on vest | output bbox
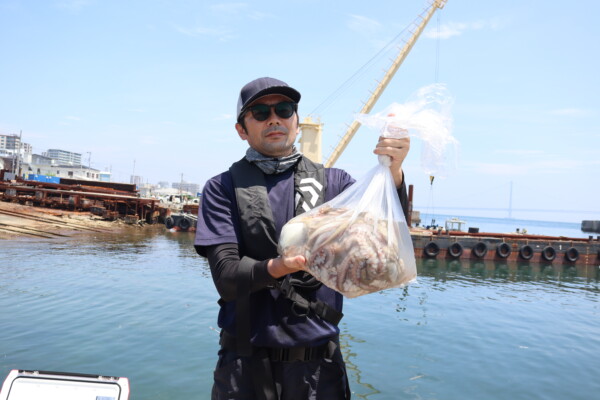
[295,178,324,212]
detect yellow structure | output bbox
[298,116,323,163]
[299,0,448,167]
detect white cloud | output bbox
[210,3,248,13]
[465,155,595,177]
[465,161,524,176]
[174,3,271,40]
[424,19,503,40]
[140,136,158,145]
[209,3,271,20]
[215,113,234,121]
[347,14,382,36]
[174,24,234,41]
[494,149,545,156]
[60,116,81,125]
[550,108,594,117]
[56,0,93,12]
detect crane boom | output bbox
[324,0,447,168]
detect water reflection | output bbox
[162,231,198,258]
[418,258,599,286]
[516,264,533,280]
[339,330,380,399]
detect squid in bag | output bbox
[278,125,417,298]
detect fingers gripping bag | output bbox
[278,128,417,298]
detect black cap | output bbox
[237,77,301,121]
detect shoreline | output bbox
[0,201,145,240]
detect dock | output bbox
[0,177,164,224]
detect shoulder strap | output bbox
[229,158,278,259]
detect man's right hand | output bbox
[267,255,306,278]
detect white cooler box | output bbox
[0,370,129,400]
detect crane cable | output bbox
[425,6,444,230]
[308,26,409,116]
[309,3,434,117]
[428,10,443,187]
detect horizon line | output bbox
[414,206,597,215]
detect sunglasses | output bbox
[243,101,297,122]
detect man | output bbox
[194,77,410,399]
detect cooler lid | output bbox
[0,370,130,400]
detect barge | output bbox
[411,229,600,266]
[406,185,599,267]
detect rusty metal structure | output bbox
[0,175,161,224]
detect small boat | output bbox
[444,217,466,232]
[164,212,197,232]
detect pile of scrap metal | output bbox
[0,175,163,224]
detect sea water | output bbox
[1,219,599,400]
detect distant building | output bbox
[31,154,54,165]
[43,149,82,166]
[0,134,33,175]
[24,163,105,181]
[130,175,143,187]
[0,133,32,157]
[98,172,111,182]
[157,181,170,189]
[172,181,200,195]
[0,134,20,152]
[0,156,13,172]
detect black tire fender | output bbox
[565,247,579,262]
[496,242,512,258]
[519,244,534,260]
[178,217,191,231]
[541,246,556,262]
[472,241,488,258]
[424,241,440,258]
[165,216,175,229]
[448,242,463,258]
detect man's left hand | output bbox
[374,136,410,188]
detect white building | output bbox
[130,175,144,187]
[24,163,107,181]
[0,134,32,161]
[43,149,82,166]
[0,134,20,152]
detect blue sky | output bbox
[1,0,598,223]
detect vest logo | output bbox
[295,178,323,212]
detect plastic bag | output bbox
[355,83,458,179]
[278,128,417,298]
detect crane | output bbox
[298,0,448,167]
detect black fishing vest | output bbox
[229,156,326,259]
[228,156,343,355]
